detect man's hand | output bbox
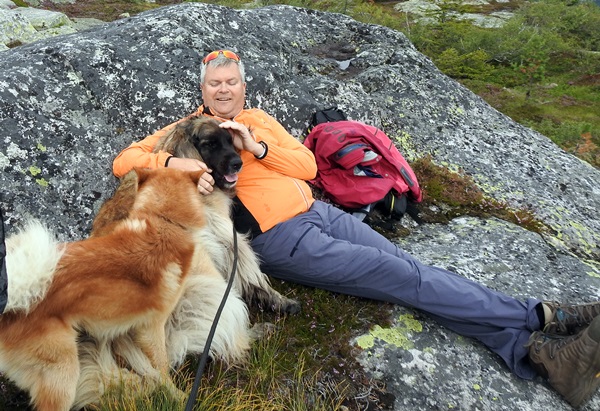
[166,157,215,195]
[219,120,264,157]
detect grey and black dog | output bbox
[154,116,244,192]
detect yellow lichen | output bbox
[355,314,423,351]
[29,165,41,176]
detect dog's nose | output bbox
[229,156,243,173]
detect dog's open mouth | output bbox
[222,173,239,188]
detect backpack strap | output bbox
[405,201,424,225]
[378,192,424,224]
[307,107,348,134]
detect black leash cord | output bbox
[184,224,238,411]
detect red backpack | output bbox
[304,118,422,221]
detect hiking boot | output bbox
[543,301,600,335]
[527,315,600,408]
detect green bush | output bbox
[436,48,494,80]
[525,118,595,147]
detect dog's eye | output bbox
[200,140,218,149]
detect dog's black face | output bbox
[190,123,243,191]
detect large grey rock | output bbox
[12,7,72,30]
[0,0,17,9]
[394,0,514,28]
[1,3,599,410]
[0,1,103,50]
[0,7,38,49]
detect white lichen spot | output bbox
[66,71,83,85]
[7,142,27,159]
[0,153,8,169]
[157,85,176,99]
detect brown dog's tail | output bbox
[4,219,63,312]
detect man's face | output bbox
[201,63,246,119]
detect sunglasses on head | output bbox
[202,50,240,65]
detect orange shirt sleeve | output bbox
[246,110,318,180]
[112,115,193,178]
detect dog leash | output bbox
[184,223,238,411]
[0,207,7,314]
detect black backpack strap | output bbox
[307,107,348,134]
[405,201,424,225]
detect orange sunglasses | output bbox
[202,50,241,65]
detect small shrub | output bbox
[436,48,494,80]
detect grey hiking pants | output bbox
[251,200,542,379]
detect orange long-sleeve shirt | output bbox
[113,106,317,233]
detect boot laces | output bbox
[546,302,600,334]
[528,332,580,360]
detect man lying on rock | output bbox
[113,49,600,408]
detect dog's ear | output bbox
[161,121,204,160]
[134,167,153,186]
[188,169,205,187]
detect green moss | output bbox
[409,155,549,234]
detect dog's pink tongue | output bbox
[225,174,239,183]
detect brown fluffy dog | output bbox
[69,116,299,409]
[1,168,211,411]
